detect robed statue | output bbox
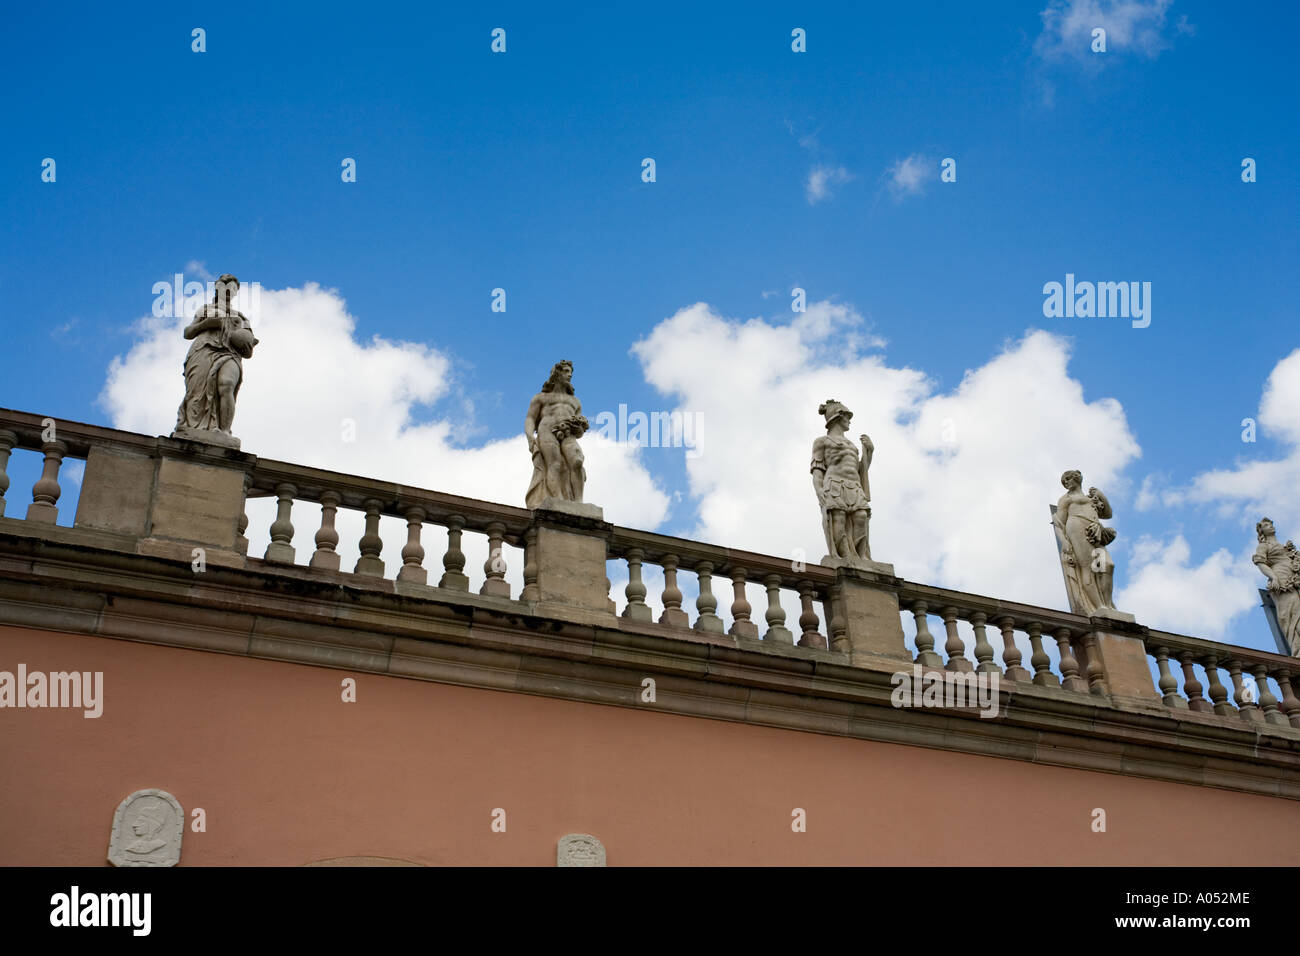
[172,273,257,449]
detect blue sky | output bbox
[3,1,1298,651]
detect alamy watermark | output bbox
[890,664,1000,718]
[0,664,103,718]
[152,274,262,319]
[590,404,703,458]
[1042,273,1150,328]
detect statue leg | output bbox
[562,437,585,501]
[538,430,564,500]
[852,508,871,561]
[829,510,849,559]
[215,359,242,433]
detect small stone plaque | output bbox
[557,833,606,867]
[107,789,184,867]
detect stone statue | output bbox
[811,399,874,566]
[1253,517,1300,656]
[172,274,257,449]
[524,360,589,509]
[1052,469,1120,616]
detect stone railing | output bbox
[1142,627,1300,727]
[606,529,838,649]
[243,458,532,598]
[1,406,1297,735]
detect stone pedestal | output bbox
[1086,623,1163,709]
[528,500,613,618]
[137,445,251,568]
[74,445,156,536]
[829,563,910,664]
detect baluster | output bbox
[942,607,972,672]
[439,515,470,590]
[0,430,15,518]
[1253,666,1284,726]
[354,498,385,577]
[1055,627,1087,692]
[264,483,297,563]
[1203,654,1232,716]
[397,506,427,584]
[480,521,510,597]
[26,439,67,523]
[911,601,943,668]
[827,584,849,654]
[970,612,998,674]
[235,472,252,555]
[692,560,723,633]
[728,568,758,638]
[309,491,342,571]
[622,548,652,621]
[796,581,826,650]
[1081,633,1107,695]
[1226,659,1261,722]
[1275,671,1300,728]
[1153,647,1187,709]
[1026,623,1058,687]
[996,616,1031,681]
[658,554,689,627]
[1179,653,1211,712]
[762,574,793,644]
[519,526,539,601]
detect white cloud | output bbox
[1035,0,1181,62]
[184,260,215,282]
[884,154,930,200]
[1116,535,1258,639]
[1142,349,1300,533]
[632,300,1141,611]
[99,282,671,577]
[806,165,851,204]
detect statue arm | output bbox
[810,438,827,505]
[182,314,223,339]
[524,396,541,453]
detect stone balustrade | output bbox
[244,459,531,599]
[1143,628,1300,728]
[606,530,836,649]
[2,406,1299,745]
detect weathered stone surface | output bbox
[833,571,910,661]
[530,521,612,614]
[145,455,248,550]
[537,497,603,520]
[107,789,183,867]
[74,445,156,537]
[1090,629,1162,706]
[557,833,606,867]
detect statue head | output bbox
[1257,517,1276,541]
[131,802,166,837]
[213,274,239,311]
[541,360,575,395]
[1060,469,1083,491]
[818,399,853,429]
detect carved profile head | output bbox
[1257,517,1276,541]
[541,360,575,395]
[818,399,853,429]
[1060,469,1083,491]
